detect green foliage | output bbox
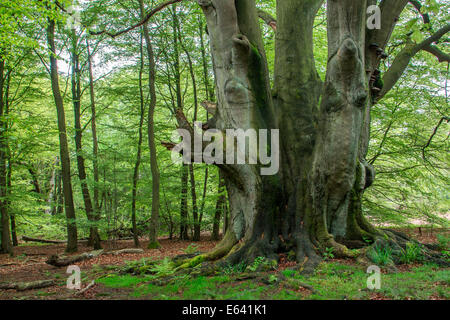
[323,247,335,260]
[367,244,394,266]
[436,234,450,251]
[183,243,200,255]
[222,261,247,275]
[246,256,266,272]
[400,242,424,264]
[98,262,450,300]
[149,257,176,277]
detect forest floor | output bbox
[0,227,448,300]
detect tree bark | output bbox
[71,29,101,250]
[211,173,225,241]
[139,0,161,249]
[0,59,12,255]
[180,164,189,240]
[46,19,78,253]
[45,157,58,215]
[180,0,432,271]
[86,39,102,247]
[130,36,146,248]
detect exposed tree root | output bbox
[174,230,237,270]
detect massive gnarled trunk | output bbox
[180,0,448,270]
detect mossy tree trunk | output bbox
[184,0,449,270]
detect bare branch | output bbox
[422,116,449,160]
[422,44,450,62]
[257,9,276,31]
[379,24,450,99]
[409,0,430,24]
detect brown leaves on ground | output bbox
[0,235,218,299]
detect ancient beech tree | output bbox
[93,0,448,269]
[174,0,449,271]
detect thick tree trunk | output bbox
[189,0,369,271]
[47,19,78,253]
[174,0,449,270]
[196,0,277,265]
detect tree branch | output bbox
[90,0,184,38]
[369,0,409,50]
[379,24,450,100]
[257,9,276,31]
[422,116,449,160]
[409,0,430,24]
[422,44,450,62]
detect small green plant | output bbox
[183,243,200,255]
[268,274,278,284]
[436,234,450,251]
[323,247,335,260]
[150,257,175,276]
[247,257,266,272]
[368,244,393,266]
[362,236,372,244]
[400,242,424,264]
[222,261,247,275]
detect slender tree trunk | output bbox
[188,164,200,241]
[180,164,189,240]
[130,36,146,248]
[7,162,17,247]
[139,0,161,249]
[211,173,225,241]
[27,165,41,195]
[86,39,102,246]
[46,19,78,253]
[174,11,202,241]
[56,168,63,215]
[0,60,12,255]
[70,29,101,250]
[45,157,58,215]
[4,76,17,247]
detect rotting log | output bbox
[46,249,104,267]
[22,236,88,244]
[46,248,145,267]
[0,280,55,291]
